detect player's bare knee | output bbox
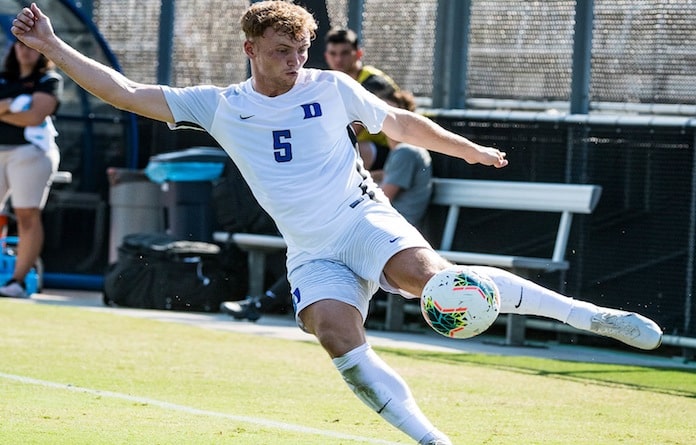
[384,247,451,295]
[315,329,365,358]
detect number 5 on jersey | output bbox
[272,130,292,162]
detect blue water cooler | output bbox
[0,237,40,295]
[145,147,227,242]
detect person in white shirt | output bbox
[11,2,663,444]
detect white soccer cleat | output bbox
[589,309,663,350]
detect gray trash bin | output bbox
[107,168,164,263]
[145,147,227,242]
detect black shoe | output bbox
[220,298,262,322]
[255,293,289,314]
[220,292,289,321]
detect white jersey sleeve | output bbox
[331,70,390,135]
[161,84,224,131]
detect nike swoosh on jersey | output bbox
[240,114,255,120]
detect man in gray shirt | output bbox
[374,90,432,227]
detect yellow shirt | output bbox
[355,65,399,147]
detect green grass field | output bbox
[1,299,695,445]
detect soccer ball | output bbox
[421,266,501,339]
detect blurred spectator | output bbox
[0,39,62,298]
[324,28,399,172]
[374,89,432,228]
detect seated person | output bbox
[324,27,399,172]
[373,89,432,228]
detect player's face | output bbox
[247,27,311,96]
[324,42,360,74]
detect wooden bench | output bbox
[213,178,602,345]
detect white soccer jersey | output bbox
[162,69,390,254]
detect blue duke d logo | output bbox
[301,103,322,119]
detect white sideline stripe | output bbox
[0,372,402,445]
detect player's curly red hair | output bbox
[240,1,317,42]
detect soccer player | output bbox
[11,2,662,444]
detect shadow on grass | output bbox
[378,348,696,398]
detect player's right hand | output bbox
[11,3,55,53]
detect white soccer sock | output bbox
[469,266,579,324]
[565,300,601,331]
[332,343,450,444]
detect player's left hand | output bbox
[474,145,508,168]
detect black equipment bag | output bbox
[103,233,236,312]
[211,160,278,235]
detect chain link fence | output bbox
[92,0,696,106]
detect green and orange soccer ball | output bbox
[421,266,501,339]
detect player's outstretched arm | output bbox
[381,107,508,168]
[12,3,173,123]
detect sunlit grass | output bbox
[1,300,694,444]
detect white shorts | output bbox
[0,144,59,209]
[287,199,432,329]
